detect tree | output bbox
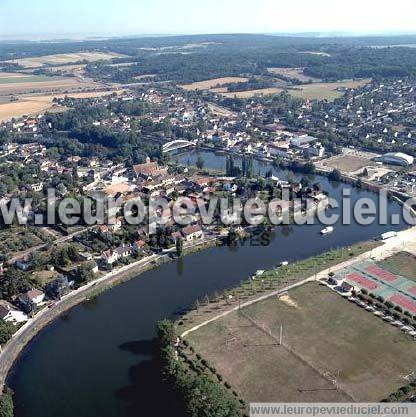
[0,389,13,417]
[0,320,15,345]
[176,237,184,257]
[328,169,342,182]
[157,319,176,350]
[1,268,31,301]
[73,264,94,285]
[184,374,241,417]
[196,155,204,170]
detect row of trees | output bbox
[157,320,242,417]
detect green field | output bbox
[0,75,51,84]
[186,282,416,403]
[379,251,416,281]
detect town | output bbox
[1,30,416,417]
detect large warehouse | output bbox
[376,152,415,166]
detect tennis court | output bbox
[335,255,416,315]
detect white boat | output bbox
[280,261,289,267]
[320,226,334,235]
[381,231,397,241]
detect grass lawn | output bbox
[379,252,416,282]
[323,154,375,173]
[180,241,379,333]
[186,282,416,403]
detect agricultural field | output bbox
[133,74,156,80]
[284,80,370,101]
[0,72,52,84]
[0,89,123,122]
[186,282,416,403]
[0,76,99,96]
[218,79,370,101]
[301,51,332,57]
[180,77,249,91]
[218,87,284,98]
[5,51,127,68]
[267,67,321,83]
[45,64,87,73]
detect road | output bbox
[0,235,217,390]
[181,225,416,339]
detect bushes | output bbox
[157,320,242,417]
[0,321,15,345]
[383,379,416,402]
[0,389,14,417]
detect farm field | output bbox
[218,87,284,98]
[46,64,87,73]
[285,80,370,100]
[0,76,100,96]
[0,72,52,84]
[180,77,249,91]
[186,282,416,403]
[5,51,127,68]
[218,79,370,100]
[0,89,123,122]
[267,67,322,83]
[133,74,156,80]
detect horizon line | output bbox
[1,30,416,43]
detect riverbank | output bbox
[0,236,218,391]
[0,194,325,391]
[177,226,416,406]
[6,150,409,417]
[181,226,416,338]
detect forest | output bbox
[2,34,416,84]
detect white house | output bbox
[102,249,119,265]
[19,289,45,310]
[0,301,28,324]
[30,182,44,192]
[181,224,204,242]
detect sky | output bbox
[0,0,415,40]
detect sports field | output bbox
[335,254,416,314]
[322,154,375,173]
[186,282,416,402]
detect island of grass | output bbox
[185,282,416,403]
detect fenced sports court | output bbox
[335,257,416,315]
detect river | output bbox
[8,151,407,417]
